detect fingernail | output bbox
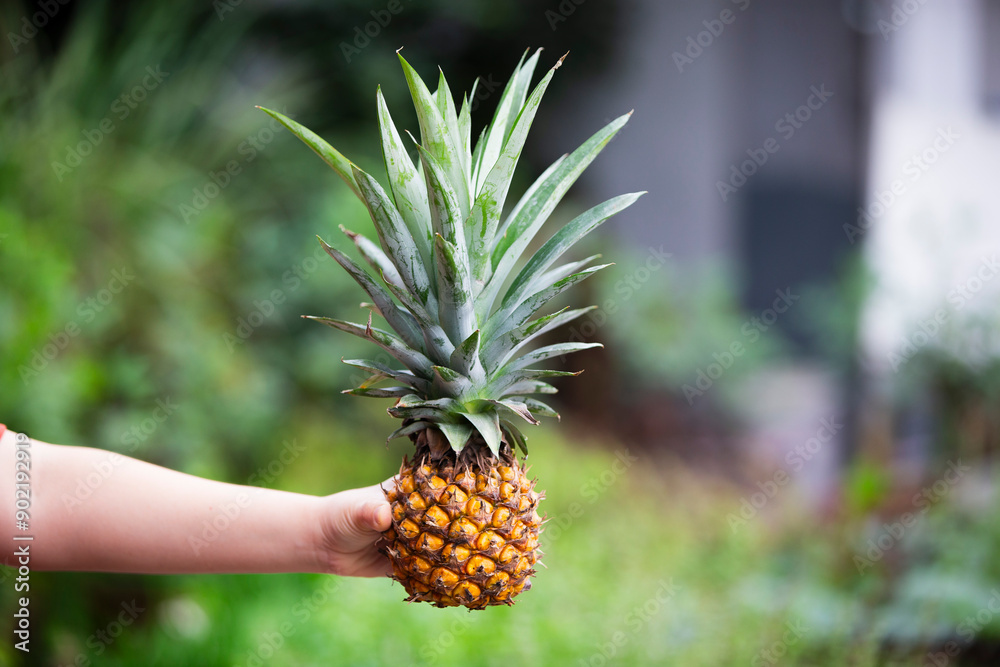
[374,504,391,528]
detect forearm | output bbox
[1,429,327,574]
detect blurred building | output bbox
[861,0,1000,469]
[541,0,1000,500]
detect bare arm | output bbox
[0,428,392,576]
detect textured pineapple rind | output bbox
[382,446,543,609]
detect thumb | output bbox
[355,499,392,534]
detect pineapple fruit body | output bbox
[383,429,542,608]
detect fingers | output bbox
[351,546,395,578]
[319,479,400,578]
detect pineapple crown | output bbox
[258,48,643,456]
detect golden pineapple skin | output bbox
[381,440,543,609]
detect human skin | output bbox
[0,427,393,577]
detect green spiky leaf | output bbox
[492,368,581,395]
[504,380,558,396]
[535,253,602,292]
[376,88,433,273]
[520,397,560,420]
[398,52,469,216]
[388,395,460,420]
[483,306,597,374]
[484,264,612,342]
[317,236,424,352]
[501,420,529,455]
[507,342,602,370]
[501,192,644,311]
[468,54,561,290]
[432,365,472,398]
[460,408,502,456]
[307,315,433,377]
[387,421,431,442]
[344,386,413,398]
[438,422,474,452]
[340,225,405,289]
[474,49,538,193]
[481,112,631,316]
[257,106,361,200]
[489,398,540,426]
[269,53,637,452]
[353,166,435,309]
[450,329,486,384]
[433,233,476,346]
[414,143,468,274]
[342,358,430,393]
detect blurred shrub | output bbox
[0,2,398,479]
[589,248,785,409]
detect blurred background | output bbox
[2,0,1000,664]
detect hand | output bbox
[316,478,395,578]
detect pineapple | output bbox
[259,49,642,608]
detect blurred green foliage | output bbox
[0,2,385,478]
